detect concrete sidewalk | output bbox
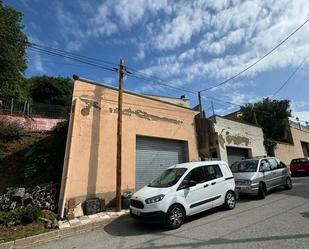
[0,210,129,249]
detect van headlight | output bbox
[145,194,165,204]
[243,180,252,185]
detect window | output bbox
[204,165,223,180]
[280,162,287,168]
[268,158,279,170]
[148,168,187,188]
[187,167,206,184]
[259,160,271,172]
[230,160,259,173]
[291,158,309,164]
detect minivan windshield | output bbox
[230,160,259,173]
[148,168,187,188]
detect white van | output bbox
[130,161,236,229]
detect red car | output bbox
[290,158,309,176]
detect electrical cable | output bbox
[270,52,309,98]
[28,46,117,73]
[28,42,118,67]
[199,17,309,92]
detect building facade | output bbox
[207,116,266,165]
[274,121,309,165]
[58,78,199,216]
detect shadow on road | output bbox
[301,212,309,219]
[272,177,309,200]
[104,215,165,236]
[104,206,231,237]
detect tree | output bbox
[0,0,28,100]
[28,76,73,106]
[240,98,291,155]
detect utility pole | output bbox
[198,91,203,118]
[116,59,124,212]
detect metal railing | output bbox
[0,97,70,119]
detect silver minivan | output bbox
[230,157,292,199]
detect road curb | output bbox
[0,217,116,249]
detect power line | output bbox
[199,17,309,92]
[27,42,197,96]
[270,52,309,98]
[28,42,118,67]
[28,46,117,73]
[125,71,196,95]
[201,95,242,107]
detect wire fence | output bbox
[0,96,70,119]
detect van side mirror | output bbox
[260,163,266,172]
[178,179,197,191]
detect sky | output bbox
[5,0,309,123]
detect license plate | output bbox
[131,209,140,216]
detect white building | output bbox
[205,116,266,165]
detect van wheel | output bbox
[258,182,266,199]
[166,204,185,229]
[224,191,236,210]
[285,177,292,190]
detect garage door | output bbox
[226,147,249,166]
[136,136,188,190]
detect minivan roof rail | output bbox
[251,155,268,159]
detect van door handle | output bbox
[204,184,209,188]
[211,182,216,185]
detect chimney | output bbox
[180,95,186,100]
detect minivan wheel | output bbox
[285,177,292,190]
[224,191,236,210]
[166,204,185,229]
[258,182,266,199]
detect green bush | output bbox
[0,206,42,226]
[0,119,26,141]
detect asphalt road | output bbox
[32,177,309,249]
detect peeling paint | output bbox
[226,135,250,146]
[218,128,250,149]
[109,107,182,124]
[79,98,101,116]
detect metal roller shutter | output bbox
[135,136,188,190]
[226,146,249,166]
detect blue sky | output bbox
[5,0,309,122]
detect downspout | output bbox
[58,99,77,218]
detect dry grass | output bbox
[0,221,51,243]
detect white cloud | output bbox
[33,53,45,73]
[152,2,211,50]
[134,0,309,91]
[292,111,309,122]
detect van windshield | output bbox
[148,168,187,188]
[230,160,259,173]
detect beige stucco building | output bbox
[59,78,199,216]
[274,121,309,165]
